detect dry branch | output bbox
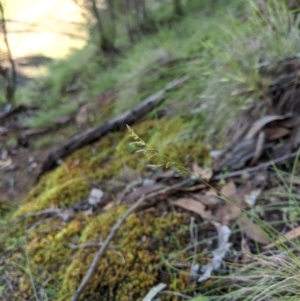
[0,104,38,121]
[71,177,191,301]
[213,151,300,181]
[38,75,189,179]
[69,242,116,250]
[12,208,61,225]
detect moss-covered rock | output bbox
[13,117,208,219]
[59,207,190,301]
[3,117,209,300]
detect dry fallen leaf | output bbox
[280,115,300,128]
[0,157,12,170]
[192,162,213,181]
[193,194,221,207]
[172,198,212,219]
[215,181,241,225]
[103,201,114,211]
[220,181,237,199]
[263,127,290,140]
[264,226,300,249]
[178,183,207,191]
[245,115,287,139]
[215,202,241,225]
[237,214,270,245]
[206,189,218,196]
[289,177,300,185]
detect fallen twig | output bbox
[0,104,37,120]
[71,178,191,301]
[38,75,189,179]
[13,207,75,225]
[213,151,299,181]
[71,194,147,301]
[115,178,143,205]
[69,242,116,250]
[12,208,61,225]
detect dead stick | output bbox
[69,242,116,250]
[12,208,61,225]
[213,151,299,181]
[38,75,189,179]
[71,178,191,301]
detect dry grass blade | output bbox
[192,162,213,181]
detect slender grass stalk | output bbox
[24,219,39,301]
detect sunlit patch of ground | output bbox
[5,0,88,60]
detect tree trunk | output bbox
[173,0,184,16]
[132,0,144,35]
[90,0,116,52]
[123,0,135,43]
[0,1,16,103]
[106,0,117,47]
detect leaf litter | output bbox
[9,55,300,300]
[133,55,300,293]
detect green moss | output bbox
[3,214,90,300]
[6,207,192,301]
[0,198,11,216]
[59,207,190,301]
[12,178,90,218]
[13,117,208,220]
[5,116,210,300]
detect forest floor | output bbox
[0,0,87,208]
[2,1,300,301]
